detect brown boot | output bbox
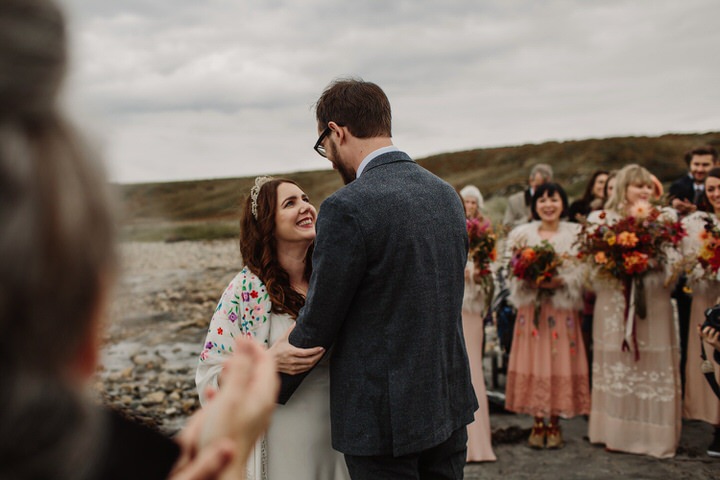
[528,419,546,449]
[546,421,563,449]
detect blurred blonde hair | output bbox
[604,164,654,213]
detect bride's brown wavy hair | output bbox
[239,178,313,319]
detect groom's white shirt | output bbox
[356,146,399,178]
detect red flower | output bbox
[217,327,223,335]
[250,290,259,299]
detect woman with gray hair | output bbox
[0,1,277,479]
[458,185,496,462]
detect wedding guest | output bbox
[671,147,719,392]
[459,185,497,463]
[503,183,590,449]
[587,164,682,458]
[196,177,350,480]
[0,2,277,478]
[679,167,720,457]
[598,170,618,209]
[669,146,718,216]
[568,170,609,222]
[503,163,553,228]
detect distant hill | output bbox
[118,131,720,241]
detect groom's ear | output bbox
[328,121,348,143]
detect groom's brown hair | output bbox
[315,78,392,139]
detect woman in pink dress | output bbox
[459,185,497,462]
[680,167,720,457]
[503,183,590,449]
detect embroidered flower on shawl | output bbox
[250,290,259,299]
[253,304,265,315]
[241,291,250,302]
[217,327,224,335]
[205,341,213,350]
[200,349,209,361]
[228,312,238,323]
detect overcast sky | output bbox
[58,0,719,184]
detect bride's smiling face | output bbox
[274,182,317,244]
[625,182,653,206]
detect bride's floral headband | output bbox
[250,176,273,220]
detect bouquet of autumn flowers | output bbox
[696,215,720,280]
[576,201,685,358]
[508,240,562,286]
[576,202,685,288]
[507,240,562,324]
[466,217,497,276]
[466,218,497,312]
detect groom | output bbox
[279,78,477,479]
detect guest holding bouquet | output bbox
[503,183,590,449]
[459,185,497,462]
[679,167,720,457]
[582,164,685,458]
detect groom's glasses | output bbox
[313,127,331,158]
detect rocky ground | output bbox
[97,240,718,479]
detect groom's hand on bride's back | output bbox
[268,323,325,375]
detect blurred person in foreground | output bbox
[0,0,277,478]
[276,78,477,479]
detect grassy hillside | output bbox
[118,131,720,241]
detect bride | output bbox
[196,176,350,480]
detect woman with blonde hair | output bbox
[586,164,682,458]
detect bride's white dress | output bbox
[266,313,350,480]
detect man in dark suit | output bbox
[668,145,718,391]
[669,145,718,216]
[277,79,477,479]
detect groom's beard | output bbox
[329,141,355,185]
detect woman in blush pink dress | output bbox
[680,167,720,457]
[459,185,497,462]
[503,183,590,450]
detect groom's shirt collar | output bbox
[356,146,399,178]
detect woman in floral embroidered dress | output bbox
[680,167,720,456]
[196,177,350,480]
[459,185,497,462]
[503,183,590,449]
[586,164,682,458]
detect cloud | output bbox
[58,0,720,183]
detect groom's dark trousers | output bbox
[279,151,478,479]
[344,426,468,480]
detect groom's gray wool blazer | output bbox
[279,151,478,457]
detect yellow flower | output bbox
[605,232,616,246]
[617,231,639,247]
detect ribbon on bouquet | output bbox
[621,277,646,361]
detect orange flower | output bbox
[521,248,537,262]
[594,251,608,264]
[617,231,639,247]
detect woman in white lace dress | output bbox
[587,164,682,458]
[196,177,350,480]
